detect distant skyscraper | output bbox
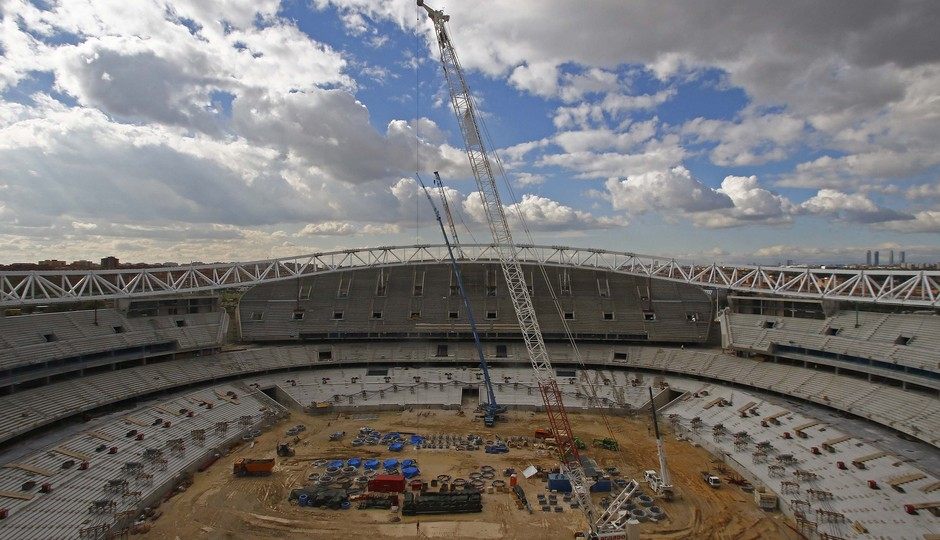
[874,251,880,266]
[889,250,895,265]
[866,250,872,266]
[900,251,906,264]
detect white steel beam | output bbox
[0,244,937,307]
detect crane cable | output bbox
[474,80,631,466]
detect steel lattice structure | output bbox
[1,243,938,307]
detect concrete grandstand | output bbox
[0,255,937,538]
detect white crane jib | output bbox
[416,0,601,530]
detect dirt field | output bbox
[144,407,800,540]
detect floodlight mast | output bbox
[417,1,601,532]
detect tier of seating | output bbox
[0,309,227,385]
[0,383,281,539]
[238,264,713,343]
[721,311,940,382]
[244,365,659,411]
[0,342,936,449]
[666,383,938,539]
[611,347,940,447]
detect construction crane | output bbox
[645,387,674,500]
[418,3,633,536]
[414,173,505,427]
[432,171,462,253]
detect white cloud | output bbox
[463,192,620,231]
[798,189,913,224]
[692,175,795,228]
[512,172,546,187]
[905,182,940,200]
[683,112,805,166]
[298,221,358,236]
[879,211,940,233]
[508,61,558,98]
[605,166,732,215]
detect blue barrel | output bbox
[383,458,399,469]
[327,459,344,469]
[298,494,309,505]
[402,466,419,478]
[341,501,351,509]
[347,458,361,468]
[410,435,424,445]
[363,459,379,470]
[402,459,415,468]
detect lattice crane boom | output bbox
[417,0,599,529]
[432,171,462,254]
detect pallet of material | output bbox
[887,472,926,487]
[0,490,34,501]
[54,446,93,462]
[153,404,181,417]
[703,397,724,410]
[764,411,788,421]
[852,451,890,465]
[123,416,149,427]
[737,401,757,414]
[793,420,821,432]
[3,463,56,476]
[823,435,851,447]
[87,430,115,442]
[214,390,239,404]
[921,481,940,494]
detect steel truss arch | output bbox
[1,244,937,307]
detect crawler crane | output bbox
[418,3,638,536]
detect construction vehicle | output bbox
[593,438,619,451]
[233,458,274,477]
[414,173,506,427]
[276,442,295,457]
[701,471,721,488]
[534,428,553,439]
[646,387,674,500]
[574,437,587,450]
[418,3,637,536]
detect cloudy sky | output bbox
[1,0,938,265]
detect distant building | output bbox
[100,256,120,269]
[38,259,67,269]
[873,251,880,266]
[900,251,906,264]
[71,260,96,270]
[866,250,872,266]
[889,250,895,265]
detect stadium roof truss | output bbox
[1,244,938,307]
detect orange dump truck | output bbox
[233,458,275,477]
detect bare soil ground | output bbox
[144,407,800,540]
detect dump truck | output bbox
[233,458,274,477]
